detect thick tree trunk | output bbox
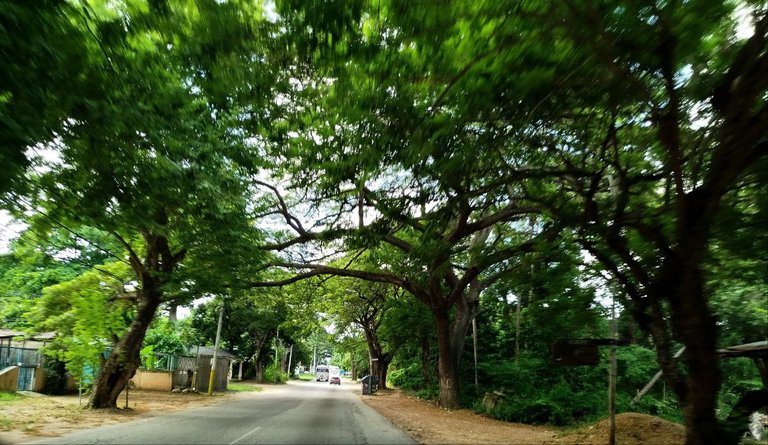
[450,283,479,368]
[434,309,460,408]
[252,333,267,382]
[432,283,479,409]
[668,266,723,445]
[88,288,162,409]
[253,349,264,383]
[377,353,393,390]
[361,325,393,389]
[255,361,264,383]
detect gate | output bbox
[173,356,198,389]
[17,365,36,391]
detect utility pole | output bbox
[312,340,317,373]
[608,297,617,445]
[287,344,294,376]
[208,302,224,396]
[472,317,478,393]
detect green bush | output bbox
[484,378,605,426]
[388,363,429,390]
[469,355,608,425]
[414,387,439,400]
[143,321,187,356]
[140,345,156,369]
[388,363,440,401]
[264,365,288,384]
[41,357,69,395]
[621,392,683,423]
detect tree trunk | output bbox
[434,309,460,408]
[88,288,162,409]
[377,353,393,390]
[431,282,479,409]
[255,361,264,383]
[253,348,264,383]
[668,266,723,445]
[752,358,768,388]
[361,324,393,390]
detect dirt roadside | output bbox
[360,388,686,445]
[0,386,273,444]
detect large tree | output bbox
[250,0,578,409]
[21,0,269,408]
[321,275,401,389]
[516,3,768,443]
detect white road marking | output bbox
[229,426,262,445]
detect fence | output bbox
[143,353,229,392]
[192,356,229,392]
[0,347,43,368]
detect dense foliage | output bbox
[0,1,765,443]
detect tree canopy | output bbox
[1,1,765,443]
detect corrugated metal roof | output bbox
[187,345,241,359]
[0,329,56,340]
[0,329,25,338]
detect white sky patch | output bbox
[176,294,214,320]
[263,0,278,23]
[689,101,712,131]
[734,3,755,39]
[0,211,26,254]
[52,247,80,261]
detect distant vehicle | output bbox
[315,365,329,382]
[330,376,341,385]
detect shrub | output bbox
[41,358,69,395]
[264,365,288,384]
[388,363,438,399]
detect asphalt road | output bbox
[24,380,415,445]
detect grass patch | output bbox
[0,416,12,431]
[296,373,314,381]
[227,382,263,392]
[0,391,22,403]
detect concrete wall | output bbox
[0,366,19,391]
[34,367,45,391]
[132,369,173,391]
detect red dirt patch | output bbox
[360,388,558,444]
[360,389,685,445]
[551,412,685,445]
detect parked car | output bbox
[330,376,341,385]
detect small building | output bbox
[0,329,54,391]
[183,346,242,392]
[132,345,243,392]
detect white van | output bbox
[315,365,329,382]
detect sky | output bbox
[0,210,25,254]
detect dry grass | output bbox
[0,389,236,443]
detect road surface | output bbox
[24,380,415,445]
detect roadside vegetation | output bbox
[0,391,22,403]
[0,1,765,444]
[226,382,263,393]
